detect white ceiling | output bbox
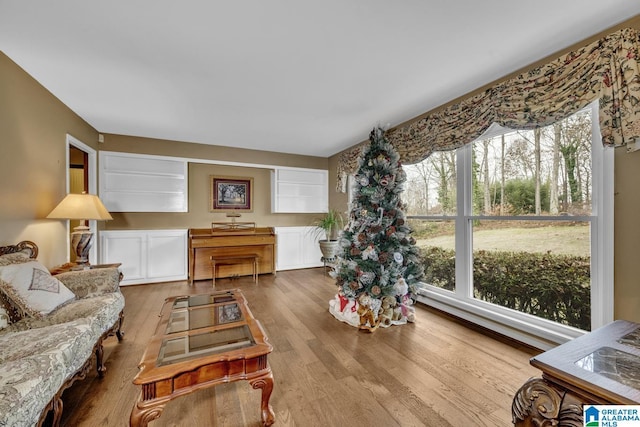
[1,2,639,157]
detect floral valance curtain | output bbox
[337,27,640,191]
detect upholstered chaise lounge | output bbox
[0,241,125,427]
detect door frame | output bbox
[66,134,98,265]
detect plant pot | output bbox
[319,239,340,260]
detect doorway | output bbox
[66,134,98,264]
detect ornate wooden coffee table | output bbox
[130,289,275,426]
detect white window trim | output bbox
[415,103,614,350]
[590,105,615,330]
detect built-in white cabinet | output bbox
[271,168,328,213]
[275,226,323,270]
[99,229,188,286]
[99,151,188,212]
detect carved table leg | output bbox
[250,372,275,427]
[512,377,583,427]
[130,399,165,427]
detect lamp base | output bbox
[71,224,93,266]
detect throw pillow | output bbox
[0,251,31,267]
[0,306,8,330]
[0,289,23,323]
[0,260,76,317]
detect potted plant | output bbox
[310,209,344,260]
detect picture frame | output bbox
[210,175,253,212]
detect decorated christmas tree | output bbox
[329,127,424,331]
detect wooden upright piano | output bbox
[188,226,276,283]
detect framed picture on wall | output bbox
[210,175,254,212]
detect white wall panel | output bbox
[99,151,188,212]
[271,168,328,213]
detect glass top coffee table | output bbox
[130,289,275,426]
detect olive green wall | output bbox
[0,54,329,267]
[329,15,640,323]
[612,148,640,323]
[99,134,328,230]
[100,133,327,169]
[0,52,99,267]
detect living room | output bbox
[2,3,640,426]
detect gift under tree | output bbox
[329,126,424,331]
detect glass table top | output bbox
[172,292,236,309]
[618,327,640,351]
[166,291,245,334]
[157,290,252,366]
[575,346,640,390]
[166,301,244,334]
[158,325,255,366]
[133,289,272,382]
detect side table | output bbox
[512,320,640,426]
[50,263,123,280]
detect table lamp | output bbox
[47,192,113,266]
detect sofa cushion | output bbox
[0,260,76,318]
[0,319,95,427]
[0,318,94,365]
[55,267,121,298]
[1,292,125,337]
[0,354,68,427]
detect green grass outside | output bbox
[412,223,590,257]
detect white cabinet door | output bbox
[99,229,188,285]
[275,227,323,271]
[271,168,328,213]
[146,230,188,282]
[100,232,146,282]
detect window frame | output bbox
[412,103,614,350]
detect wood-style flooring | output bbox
[56,268,541,427]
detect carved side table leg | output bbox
[512,377,583,427]
[130,400,165,427]
[250,372,275,426]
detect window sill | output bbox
[416,285,586,351]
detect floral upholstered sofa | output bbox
[0,241,125,427]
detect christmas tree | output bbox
[329,127,424,331]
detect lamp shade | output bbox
[47,193,113,221]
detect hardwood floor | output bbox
[57,268,541,427]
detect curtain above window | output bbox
[337,27,640,191]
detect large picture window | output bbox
[337,28,638,348]
[403,104,613,349]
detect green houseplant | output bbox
[310,209,344,259]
